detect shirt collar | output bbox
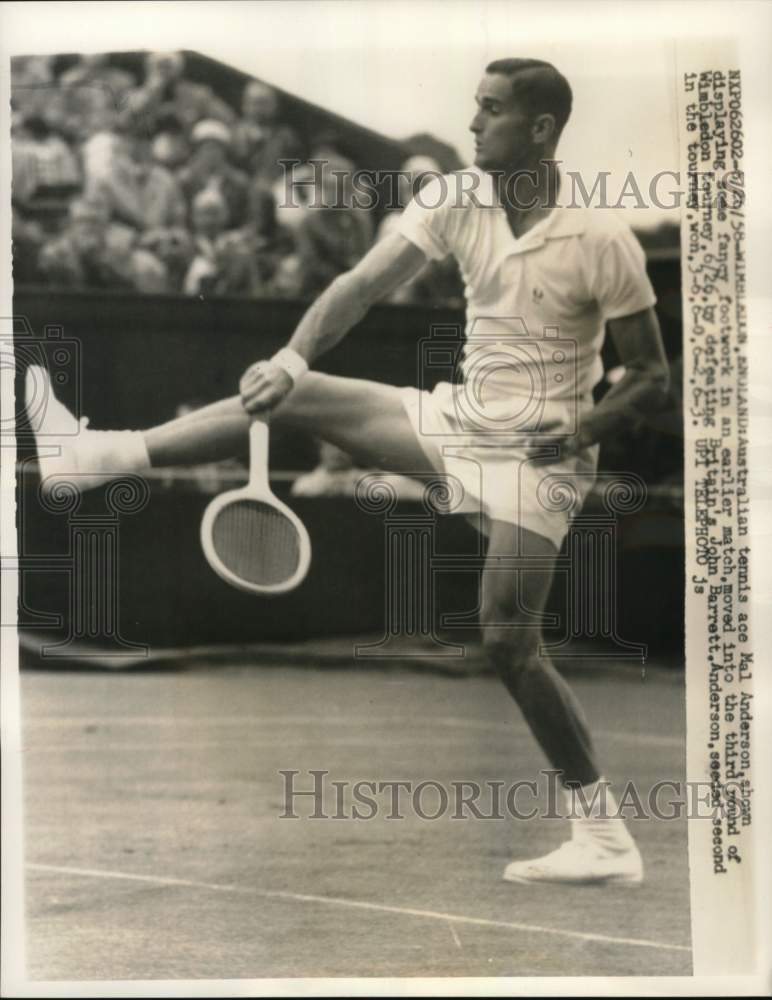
[542,206,586,239]
[470,168,587,235]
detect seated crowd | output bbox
[11,51,463,306]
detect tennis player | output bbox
[27,59,669,885]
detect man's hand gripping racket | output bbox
[201,350,312,595]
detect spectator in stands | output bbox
[178,119,249,228]
[308,131,357,190]
[249,183,296,284]
[12,209,45,283]
[375,154,464,308]
[79,103,125,192]
[184,188,291,297]
[232,80,303,182]
[183,186,255,296]
[150,112,191,171]
[85,126,188,231]
[10,55,57,122]
[210,236,261,298]
[59,54,135,101]
[10,47,460,310]
[122,51,236,134]
[38,197,166,293]
[56,54,137,141]
[294,164,373,296]
[308,132,372,217]
[271,161,316,237]
[11,115,81,207]
[268,254,306,299]
[138,226,196,294]
[217,183,295,291]
[190,184,230,241]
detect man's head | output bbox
[68,198,110,253]
[191,119,232,171]
[146,51,184,84]
[271,254,304,297]
[470,59,572,172]
[242,81,279,124]
[151,116,190,169]
[78,53,109,73]
[192,186,229,239]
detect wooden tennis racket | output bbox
[200,418,311,595]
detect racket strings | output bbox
[211,498,302,587]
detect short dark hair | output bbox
[485,58,572,135]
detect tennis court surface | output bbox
[20,657,692,979]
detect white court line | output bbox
[22,733,527,753]
[23,715,684,749]
[27,861,691,955]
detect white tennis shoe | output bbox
[502,836,644,886]
[25,365,148,496]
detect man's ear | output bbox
[531,113,557,145]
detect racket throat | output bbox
[248,418,271,491]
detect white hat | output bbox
[191,119,232,146]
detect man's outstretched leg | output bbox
[480,519,643,886]
[26,367,442,492]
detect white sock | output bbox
[29,365,151,495]
[40,427,151,495]
[80,428,150,483]
[564,778,636,852]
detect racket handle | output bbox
[248,417,270,491]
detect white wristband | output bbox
[271,347,309,384]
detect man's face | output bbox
[194,139,227,171]
[85,103,117,138]
[193,200,228,239]
[273,255,303,296]
[243,83,277,124]
[150,54,182,84]
[70,210,106,254]
[469,73,536,172]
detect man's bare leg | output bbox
[479,519,643,885]
[480,520,599,786]
[27,368,442,490]
[145,373,441,476]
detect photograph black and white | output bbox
[1,1,770,994]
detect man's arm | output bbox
[568,306,671,452]
[240,232,428,413]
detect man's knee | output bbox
[274,372,333,427]
[481,618,541,682]
[275,373,381,438]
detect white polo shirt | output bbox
[398,168,656,426]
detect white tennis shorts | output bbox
[400,381,599,548]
